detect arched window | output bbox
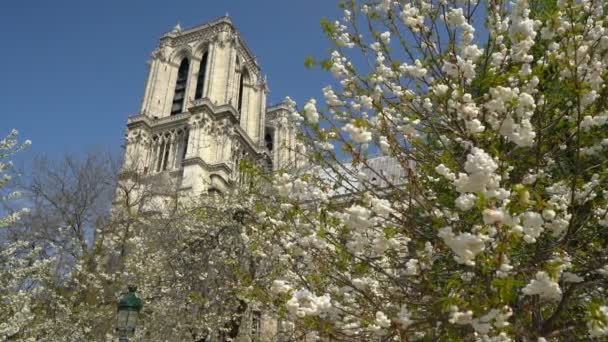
[181,128,190,160]
[194,52,208,100]
[171,58,190,115]
[238,68,249,113]
[156,139,166,172]
[264,132,273,152]
[162,141,170,170]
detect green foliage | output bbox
[304,55,316,68]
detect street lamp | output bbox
[116,286,143,342]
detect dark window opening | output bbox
[156,141,166,172]
[238,74,245,112]
[162,142,170,171]
[194,52,208,100]
[238,69,249,113]
[171,58,190,115]
[181,129,190,161]
[264,133,273,152]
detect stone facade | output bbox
[121,16,300,197]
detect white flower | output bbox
[273,173,293,196]
[446,8,466,27]
[400,4,424,31]
[375,311,391,328]
[433,84,449,96]
[438,227,487,266]
[284,96,297,110]
[522,271,562,302]
[542,209,556,220]
[404,258,420,275]
[370,197,393,217]
[465,118,485,133]
[343,205,372,231]
[380,31,390,44]
[435,163,455,181]
[359,95,374,109]
[271,280,292,294]
[379,136,391,154]
[330,51,349,78]
[286,289,332,317]
[509,0,537,63]
[343,122,372,143]
[396,305,413,327]
[453,147,500,195]
[483,208,505,225]
[442,60,459,78]
[497,255,514,278]
[400,59,427,78]
[449,306,473,325]
[304,99,319,124]
[323,86,343,106]
[455,194,477,211]
[521,211,544,243]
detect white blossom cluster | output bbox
[286,289,332,318]
[257,0,608,339]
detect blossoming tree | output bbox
[0,129,34,340]
[251,0,608,340]
[1,148,265,341]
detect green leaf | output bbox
[320,17,334,35]
[320,59,333,70]
[304,56,317,68]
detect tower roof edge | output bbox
[160,16,259,72]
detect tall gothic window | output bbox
[181,128,190,160]
[264,132,273,152]
[238,68,249,113]
[156,137,169,172]
[194,52,208,100]
[171,58,190,115]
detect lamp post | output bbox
[116,286,143,342]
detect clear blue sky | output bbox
[0,0,340,161]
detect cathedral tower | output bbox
[121,17,298,196]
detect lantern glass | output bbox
[116,310,129,330]
[126,310,138,331]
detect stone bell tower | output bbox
[120,17,300,196]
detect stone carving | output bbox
[213,26,234,48]
[126,129,150,144]
[151,46,171,62]
[211,117,235,138]
[189,113,212,135]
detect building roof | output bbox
[160,16,259,73]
